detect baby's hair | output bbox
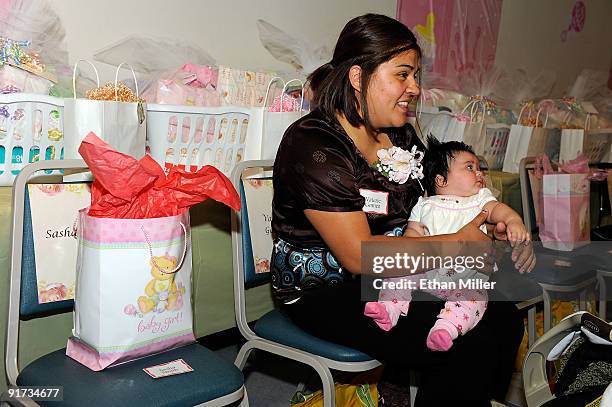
[423,135,475,196]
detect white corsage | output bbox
[373,145,424,189]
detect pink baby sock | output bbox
[364,302,393,331]
[426,319,459,351]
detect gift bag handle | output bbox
[263,76,283,109]
[517,103,531,125]
[114,62,140,100]
[72,59,100,99]
[141,222,188,275]
[534,108,550,128]
[461,99,485,123]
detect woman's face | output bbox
[365,50,420,129]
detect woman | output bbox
[271,14,535,406]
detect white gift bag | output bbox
[559,113,589,163]
[503,106,560,173]
[64,61,146,160]
[66,209,195,371]
[418,110,467,143]
[260,77,307,160]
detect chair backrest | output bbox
[6,159,89,385]
[230,160,275,339]
[519,156,539,238]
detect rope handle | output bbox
[72,59,100,99]
[517,103,530,125]
[114,62,140,100]
[141,222,189,275]
[460,99,486,123]
[534,107,550,128]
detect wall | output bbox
[49,0,396,79]
[496,0,612,97]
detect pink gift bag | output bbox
[534,154,591,251]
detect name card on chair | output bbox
[243,177,273,274]
[27,183,91,303]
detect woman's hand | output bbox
[455,210,491,242]
[454,210,496,274]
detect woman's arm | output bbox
[304,209,491,275]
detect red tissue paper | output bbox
[78,132,240,218]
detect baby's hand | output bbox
[506,219,530,247]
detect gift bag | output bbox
[503,105,560,173]
[64,60,146,160]
[141,64,220,107]
[65,134,241,370]
[559,113,589,163]
[534,154,591,251]
[482,124,510,170]
[217,66,276,107]
[418,110,467,143]
[260,77,307,160]
[66,210,195,371]
[461,99,487,154]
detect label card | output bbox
[143,359,193,379]
[359,189,389,215]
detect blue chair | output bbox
[230,160,382,407]
[6,159,247,406]
[519,157,604,332]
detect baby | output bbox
[365,136,530,351]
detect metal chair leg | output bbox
[543,290,552,333]
[528,306,537,347]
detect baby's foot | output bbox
[426,329,453,351]
[364,302,393,331]
[427,319,459,351]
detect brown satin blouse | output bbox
[272,109,426,250]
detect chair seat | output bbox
[528,246,599,286]
[490,268,543,303]
[17,343,243,407]
[254,309,375,363]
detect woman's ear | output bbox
[434,175,447,189]
[348,65,361,92]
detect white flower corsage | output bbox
[373,145,424,189]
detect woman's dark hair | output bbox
[307,14,421,136]
[423,136,475,196]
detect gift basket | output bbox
[0,92,64,185]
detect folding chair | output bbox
[230,160,382,407]
[519,157,602,332]
[6,159,247,406]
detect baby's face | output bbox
[440,151,484,197]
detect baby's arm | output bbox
[404,221,428,237]
[482,201,530,244]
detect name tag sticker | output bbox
[143,359,193,379]
[359,189,389,215]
